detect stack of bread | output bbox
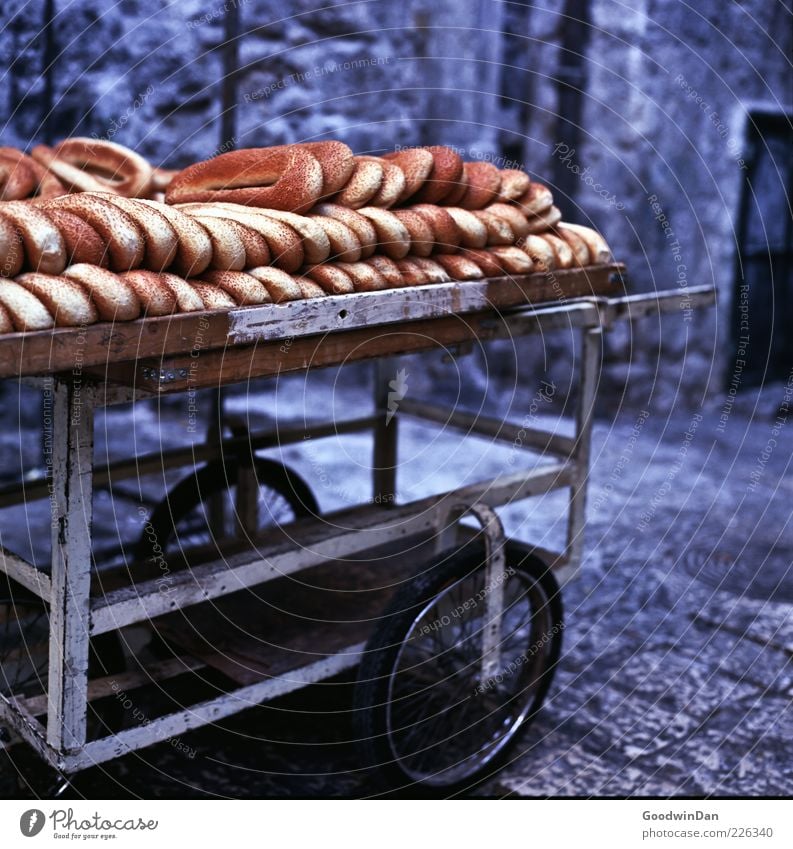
[0,140,613,333]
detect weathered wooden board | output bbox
[0,265,623,379]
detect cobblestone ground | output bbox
[1,375,791,798]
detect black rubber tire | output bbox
[138,457,319,560]
[353,539,563,796]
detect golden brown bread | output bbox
[296,278,327,299]
[356,208,411,259]
[196,270,272,305]
[520,234,556,271]
[473,210,515,245]
[166,147,324,213]
[246,266,303,302]
[381,148,434,204]
[362,255,404,287]
[484,202,531,240]
[337,261,387,291]
[44,208,109,268]
[525,205,562,234]
[443,208,488,248]
[554,226,589,267]
[541,233,574,269]
[0,147,65,199]
[312,204,378,259]
[0,214,24,277]
[137,200,213,276]
[409,204,461,254]
[334,158,383,209]
[433,254,485,280]
[365,158,407,208]
[497,169,531,201]
[192,215,247,271]
[304,264,355,295]
[392,209,435,256]
[190,281,238,310]
[0,202,66,274]
[45,194,144,271]
[99,194,179,271]
[50,138,154,197]
[394,259,426,286]
[488,246,534,274]
[0,302,13,333]
[120,270,178,315]
[251,208,331,264]
[16,272,98,326]
[410,146,464,204]
[557,222,613,264]
[0,279,54,330]
[0,154,36,201]
[459,162,502,210]
[62,263,141,321]
[308,215,361,262]
[515,183,554,216]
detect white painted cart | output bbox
[0,266,714,793]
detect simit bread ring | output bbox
[392,209,434,257]
[409,204,462,254]
[0,154,36,200]
[362,255,403,288]
[0,202,66,274]
[226,220,271,267]
[178,203,304,273]
[251,207,331,264]
[525,205,562,233]
[197,270,271,305]
[336,261,387,292]
[246,266,303,302]
[51,138,154,197]
[31,145,113,194]
[166,147,324,213]
[488,246,534,274]
[62,263,141,321]
[192,215,247,270]
[382,148,434,204]
[308,215,361,262]
[460,249,504,278]
[0,302,13,333]
[99,194,179,270]
[541,233,574,269]
[300,141,356,197]
[394,259,426,286]
[44,209,109,267]
[136,199,213,276]
[443,207,488,248]
[295,278,325,299]
[312,204,377,259]
[434,254,485,280]
[334,158,384,209]
[409,146,464,204]
[45,194,144,270]
[484,202,531,240]
[358,157,406,208]
[474,210,515,245]
[0,279,54,329]
[557,222,612,264]
[190,282,238,310]
[520,234,556,271]
[120,270,178,315]
[0,147,65,199]
[497,169,531,201]
[356,208,411,259]
[304,264,355,295]
[0,215,24,277]
[515,183,553,215]
[459,161,502,210]
[158,272,205,312]
[16,272,98,326]
[554,226,589,267]
[440,169,469,206]
[412,257,451,283]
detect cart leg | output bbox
[372,358,399,505]
[46,378,95,752]
[565,327,602,574]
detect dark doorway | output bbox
[732,111,793,388]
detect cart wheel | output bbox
[0,576,125,796]
[139,457,318,560]
[353,540,562,793]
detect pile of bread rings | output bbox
[0,139,613,333]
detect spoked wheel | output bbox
[0,576,125,797]
[139,457,319,561]
[354,541,563,794]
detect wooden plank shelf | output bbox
[0,264,624,380]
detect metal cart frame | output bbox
[0,267,714,776]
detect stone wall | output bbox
[1,0,789,411]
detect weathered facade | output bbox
[1,0,790,407]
